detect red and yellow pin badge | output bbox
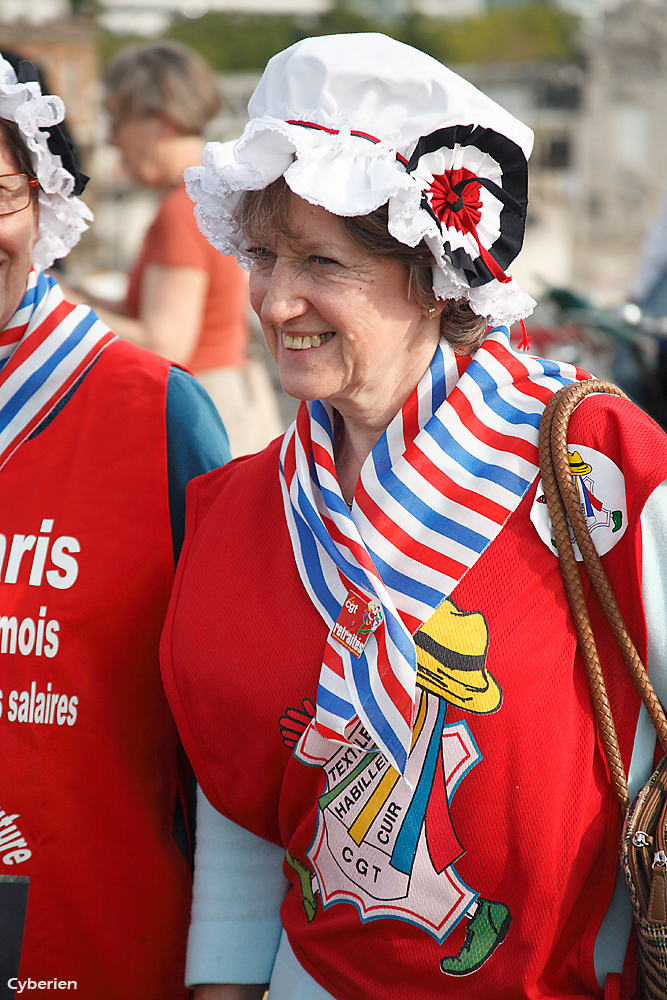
[330,589,384,658]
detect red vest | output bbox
[2,341,190,999]
[163,393,667,1000]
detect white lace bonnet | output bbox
[187,32,536,326]
[0,54,92,271]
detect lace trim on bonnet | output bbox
[0,58,91,271]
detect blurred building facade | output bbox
[458,0,667,305]
[0,16,98,150]
[575,0,667,298]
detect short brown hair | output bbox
[238,177,488,355]
[104,41,221,136]
[0,118,36,179]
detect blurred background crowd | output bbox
[4,0,667,429]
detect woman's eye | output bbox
[311,255,339,267]
[247,246,273,262]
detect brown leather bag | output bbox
[539,379,667,1000]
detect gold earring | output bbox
[428,306,436,319]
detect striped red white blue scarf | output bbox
[279,326,590,774]
[0,269,116,471]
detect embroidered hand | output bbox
[279,698,316,748]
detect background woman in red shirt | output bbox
[66,41,282,456]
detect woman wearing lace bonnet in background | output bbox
[160,32,667,1000]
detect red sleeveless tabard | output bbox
[163,393,667,1000]
[1,340,190,998]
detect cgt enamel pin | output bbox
[330,590,384,658]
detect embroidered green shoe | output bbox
[285,848,318,923]
[440,898,511,976]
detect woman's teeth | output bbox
[282,331,334,350]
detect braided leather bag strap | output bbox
[538,380,667,809]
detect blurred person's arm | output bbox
[58,263,207,366]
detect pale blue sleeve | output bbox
[268,931,336,999]
[594,477,667,986]
[638,478,667,706]
[186,789,336,997]
[627,477,667,799]
[185,787,288,987]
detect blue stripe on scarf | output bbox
[532,356,576,384]
[347,648,409,773]
[320,483,357,519]
[425,418,531,496]
[315,683,354,719]
[428,343,447,413]
[311,399,332,435]
[370,436,491,552]
[0,309,97,430]
[365,544,445,608]
[464,359,543,428]
[310,401,333,482]
[384,621,420,668]
[16,270,45,311]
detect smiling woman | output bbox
[240,175,487,354]
[0,128,39,330]
[161,31,667,1000]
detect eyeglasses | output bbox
[0,174,39,217]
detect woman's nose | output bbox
[256,261,308,325]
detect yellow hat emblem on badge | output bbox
[415,599,502,714]
[568,450,592,476]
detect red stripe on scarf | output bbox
[355,487,469,580]
[483,339,592,403]
[444,388,538,464]
[322,642,346,680]
[456,353,472,379]
[407,444,511,525]
[0,323,27,346]
[312,439,337,479]
[296,402,311,454]
[401,382,421,448]
[314,719,350,744]
[320,512,381,578]
[283,435,297,487]
[2,298,75,373]
[374,640,415,728]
